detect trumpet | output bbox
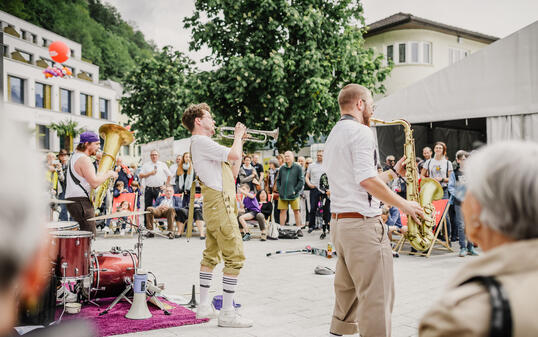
[217,126,279,143]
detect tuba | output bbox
[371,118,444,251]
[91,124,134,209]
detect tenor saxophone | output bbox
[371,118,444,251]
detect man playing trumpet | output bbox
[181,103,253,328]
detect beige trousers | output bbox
[330,216,395,337]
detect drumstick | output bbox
[266,245,312,257]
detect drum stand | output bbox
[99,220,170,316]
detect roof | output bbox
[364,13,498,44]
[373,21,538,124]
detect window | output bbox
[40,58,55,67]
[2,44,7,57]
[8,76,24,104]
[122,145,130,156]
[32,33,37,44]
[398,43,406,63]
[80,93,92,116]
[423,43,431,64]
[411,42,419,63]
[386,45,393,62]
[70,49,75,58]
[15,49,33,63]
[21,30,27,40]
[42,38,49,47]
[449,48,469,65]
[35,82,51,109]
[99,98,109,120]
[37,125,51,150]
[60,89,72,113]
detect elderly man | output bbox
[139,150,172,212]
[419,141,538,337]
[276,151,305,236]
[306,150,325,233]
[323,83,423,337]
[145,185,181,238]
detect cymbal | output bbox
[49,198,75,204]
[88,210,149,221]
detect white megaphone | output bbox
[126,269,152,320]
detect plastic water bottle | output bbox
[327,242,333,259]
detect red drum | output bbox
[50,231,92,280]
[91,249,138,298]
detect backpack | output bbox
[278,228,299,239]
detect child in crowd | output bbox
[256,190,273,222]
[238,184,267,241]
[109,201,131,235]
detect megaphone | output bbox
[125,269,152,320]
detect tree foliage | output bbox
[184,0,391,151]
[0,0,155,80]
[120,47,196,144]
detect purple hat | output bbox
[79,131,100,143]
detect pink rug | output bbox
[56,298,208,336]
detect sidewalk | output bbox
[92,229,468,337]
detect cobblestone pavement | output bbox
[91,227,470,337]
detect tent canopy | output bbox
[374,21,538,124]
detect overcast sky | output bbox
[106,0,538,69]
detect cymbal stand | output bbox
[56,263,68,322]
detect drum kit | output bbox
[47,208,171,322]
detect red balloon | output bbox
[49,41,70,63]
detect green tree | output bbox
[121,47,196,143]
[184,0,391,151]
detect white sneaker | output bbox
[196,303,217,319]
[218,308,253,328]
[103,226,111,234]
[120,229,126,236]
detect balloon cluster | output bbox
[43,66,73,79]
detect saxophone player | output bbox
[323,84,424,337]
[65,131,118,236]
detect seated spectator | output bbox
[145,186,181,237]
[238,184,267,241]
[382,204,408,241]
[257,190,273,221]
[175,197,206,239]
[112,180,132,198]
[419,141,538,336]
[109,201,131,235]
[130,180,142,209]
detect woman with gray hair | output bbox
[419,140,538,336]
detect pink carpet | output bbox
[56,298,208,336]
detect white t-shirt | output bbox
[140,161,171,187]
[169,163,178,185]
[424,158,453,187]
[306,161,325,189]
[191,135,230,192]
[323,118,381,217]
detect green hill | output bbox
[1,0,156,81]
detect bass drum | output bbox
[91,249,138,298]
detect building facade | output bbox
[364,13,498,98]
[1,10,139,163]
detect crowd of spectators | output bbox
[44,140,478,254]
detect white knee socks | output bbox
[199,271,212,306]
[222,276,238,310]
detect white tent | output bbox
[374,21,538,143]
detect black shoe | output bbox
[146,232,155,238]
[200,236,206,240]
[307,228,314,234]
[296,229,304,237]
[320,233,326,240]
[175,234,182,239]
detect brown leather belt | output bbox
[331,212,365,220]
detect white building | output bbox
[364,13,498,98]
[0,10,139,161]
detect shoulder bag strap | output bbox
[459,275,512,337]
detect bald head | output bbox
[338,84,371,112]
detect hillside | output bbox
[1,0,156,80]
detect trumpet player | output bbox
[323,84,424,337]
[181,103,253,328]
[65,131,118,236]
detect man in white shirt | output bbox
[323,84,424,337]
[138,150,172,213]
[306,150,325,233]
[182,103,253,328]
